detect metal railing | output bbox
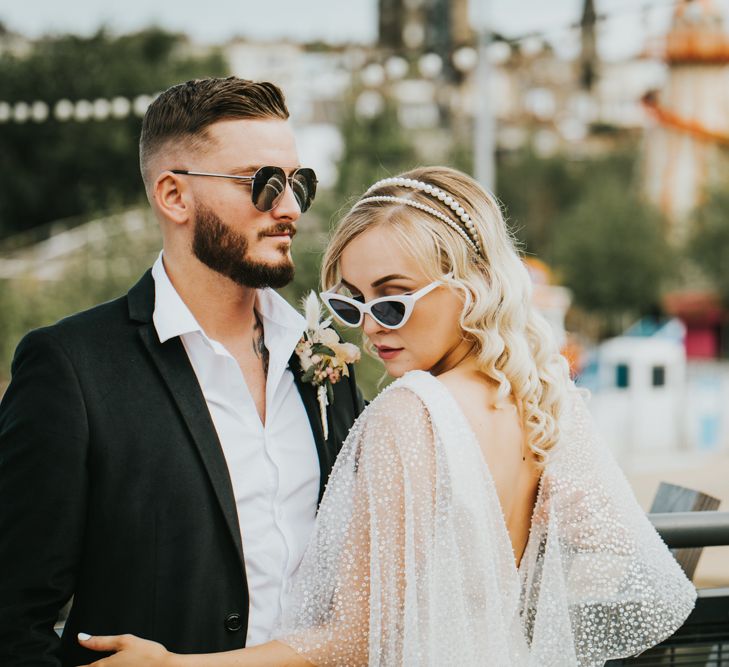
[650,511,729,549]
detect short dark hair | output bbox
[139,76,289,188]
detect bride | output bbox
[80,166,696,666]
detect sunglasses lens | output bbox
[327,298,361,326]
[291,168,317,212]
[252,166,286,212]
[371,301,406,327]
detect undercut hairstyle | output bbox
[139,76,289,191]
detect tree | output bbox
[688,187,729,306]
[552,177,674,335]
[497,149,581,258]
[0,28,227,238]
[0,211,163,380]
[333,92,416,207]
[496,146,638,260]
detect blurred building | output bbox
[663,290,726,359]
[584,320,687,459]
[642,0,729,239]
[579,318,729,468]
[5,0,723,219]
[224,40,353,120]
[224,40,355,187]
[443,39,665,159]
[216,2,670,190]
[0,22,32,58]
[378,0,472,68]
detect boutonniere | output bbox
[296,291,361,440]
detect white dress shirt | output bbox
[151,253,320,646]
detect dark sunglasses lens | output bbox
[371,301,406,327]
[252,166,286,212]
[291,168,317,212]
[328,298,361,325]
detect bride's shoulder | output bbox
[357,370,438,431]
[347,373,440,469]
[366,370,430,411]
[368,369,443,408]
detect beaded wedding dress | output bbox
[275,370,696,666]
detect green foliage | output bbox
[497,149,582,258]
[0,212,161,380]
[300,365,316,384]
[552,177,674,333]
[491,145,678,335]
[688,187,729,305]
[333,93,417,204]
[0,28,228,237]
[446,140,474,176]
[281,213,328,305]
[496,147,638,260]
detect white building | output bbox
[580,318,729,470]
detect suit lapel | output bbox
[128,271,245,569]
[289,351,336,504]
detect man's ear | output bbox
[154,171,191,226]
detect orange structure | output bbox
[642,0,729,239]
[665,0,729,63]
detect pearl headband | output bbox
[353,196,481,256]
[358,176,483,256]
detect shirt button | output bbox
[224,612,243,632]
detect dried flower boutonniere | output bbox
[295,291,360,439]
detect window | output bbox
[616,363,630,389]
[652,365,666,387]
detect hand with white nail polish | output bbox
[77,632,174,667]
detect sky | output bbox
[1,0,728,61]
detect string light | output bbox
[0,93,158,124]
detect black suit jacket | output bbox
[0,270,365,667]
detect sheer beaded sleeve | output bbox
[274,385,437,665]
[275,372,529,665]
[519,390,697,666]
[274,372,695,666]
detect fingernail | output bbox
[78,632,92,641]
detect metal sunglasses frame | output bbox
[320,279,445,330]
[170,166,318,212]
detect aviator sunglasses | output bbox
[171,166,318,213]
[320,279,446,330]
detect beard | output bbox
[191,203,295,289]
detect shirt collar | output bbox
[152,252,204,344]
[151,251,306,346]
[256,286,306,334]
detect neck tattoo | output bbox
[253,310,270,377]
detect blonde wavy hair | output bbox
[321,166,574,463]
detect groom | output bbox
[0,77,364,666]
